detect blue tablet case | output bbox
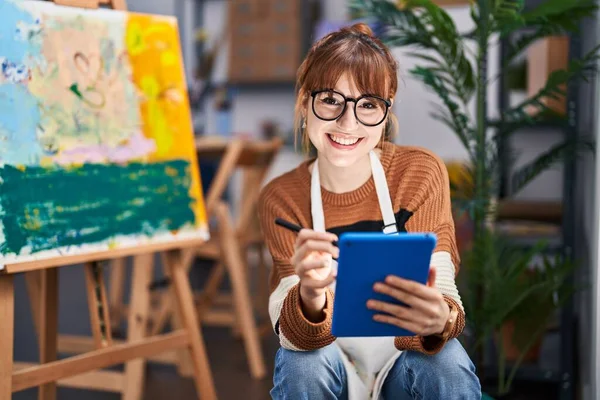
[331,232,437,337]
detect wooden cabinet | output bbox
[527,36,569,115]
[228,0,303,83]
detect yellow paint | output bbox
[156,185,168,194]
[23,209,42,231]
[39,157,53,168]
[126,22,146,56]
[161,51,177,67]
[16,165,26,172]
[165,166,178,177]
[126,14,206,227]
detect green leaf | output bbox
[491,0,525,35]
[522,0,596,22]
[503,44,600,123]
[511,137,596,194]
[502,0,597,65]
[411,67,472,149]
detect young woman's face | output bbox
[304,73,388,168]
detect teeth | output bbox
[329,134,359,146]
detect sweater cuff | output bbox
[279,284,336,350]
[394,295,466,355]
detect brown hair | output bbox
[294,22,399,153]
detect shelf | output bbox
[497,200,562,224]
[495,220,563,252]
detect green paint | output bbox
[69,83,83,99]
[0,160,197,255]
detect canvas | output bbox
[0,0,208,267]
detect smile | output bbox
[327,134,362,146]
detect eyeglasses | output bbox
[310,89,391,127]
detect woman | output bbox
[258,23,481,400]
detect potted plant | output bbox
[349,0,598,396]
[460,228,579,396]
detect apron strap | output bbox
[311,158,326,232]
[369,151,398,234]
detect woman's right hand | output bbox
[290,229,339,322]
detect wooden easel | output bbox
[2,0,218,399]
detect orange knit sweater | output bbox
[258,142,465,355]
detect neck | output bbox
[315,154,373,193]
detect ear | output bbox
[389,97,395,107]
[302,91,311,112]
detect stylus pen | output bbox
[274,218,339,247]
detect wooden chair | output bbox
[149,136,283,380]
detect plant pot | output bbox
[499,320,542,363]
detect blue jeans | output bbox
[271,339,481,399]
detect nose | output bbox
[336,101,359,131]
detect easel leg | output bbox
[215,203,266,379]
[159,253,194,377]
[123,254,153,400]
[0,274,14,399]
[109,257,126,331]
[39,269,59,400]
[171,300,195,377]
[25,271,42,336]
[165,250,217,400]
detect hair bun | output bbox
[350,22,374,37]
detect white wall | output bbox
[127,0,175,16]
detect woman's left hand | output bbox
[366,267,450,336]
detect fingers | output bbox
[296,229,338,245]
[294,229,338,252]
[296,258,329,275]
[367,299,409,320]
[368,298,440,336]
[381,275,440,302]
[291,239,339,265]
[372,282,442,316]
[427,266,436,288]
[300,270,336,289]
[372,313,432,336]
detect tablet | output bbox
[331,232,437,337]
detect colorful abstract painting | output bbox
[0,0,208,267]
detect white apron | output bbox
[311,151,402,400]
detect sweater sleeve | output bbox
[257,183,336,351]
[396,151,466,354]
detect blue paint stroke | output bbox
[0,84,42,165]
[0,0,44,166]
[0,0,41,63]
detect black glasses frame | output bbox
[310,89,391,127]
